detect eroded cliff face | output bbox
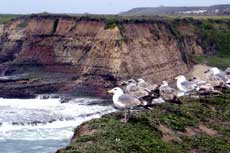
[0,15,211,97]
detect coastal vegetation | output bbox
[58,90,230,153]
[104,19,127,41]
[0,14,21,24]
[192,19,230,69]
[17,20,28,28]
[192,56,230,69]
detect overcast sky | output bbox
[0,0,229,14]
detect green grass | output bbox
[104,19,118,30]
[189,19,230,69]
[60,118,180,153]
[198,19,230,56]
[180,134,230,153]
[104,18,127,41]
[17,20,28,28]
[192,55,230,69]
[59,90,230,153]
[0,14,21,24]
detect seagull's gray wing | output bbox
[126,83,138,93]
[118,94,141,108]
[160,86,175,94]
[138,82,158,92]
[216,73,228,82]
[181,81,197,90]
[129,91,149,99]
[225,68,230,75]
[160,86,177,101]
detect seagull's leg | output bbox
[124,110,128,122]
[121,110,128,123]
[127,109,131,121]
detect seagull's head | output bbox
[191,76,199,81]
[161,81,169,86]
[192,76,197,80]
[137,78,145,83]
[204,67,220,75]
[210,67,220,75]
[125,79,137,85]
[107,87,124,95]
[175,75,186,81]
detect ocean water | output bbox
[0,96,116,153]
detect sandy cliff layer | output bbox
[0,15,225,97]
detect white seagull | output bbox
[124,79,149,99]
[192,77,220,94]
[225,67,230,75]
[159,81,181,103]
[192,77,207,86]
[205,67,230,88]
[175,75,198,93]
[125,79,138,93]
[108,87,142,122]
[137,78,158,92]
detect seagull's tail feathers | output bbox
[225,83,230,89]
[133,101,151,110]
[195,86,200,91]
[226,79,230,84]
[212,89,222,94]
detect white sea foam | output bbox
[0,97,116,141]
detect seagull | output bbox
[205,67,230,88]
[123,79,149,99]
[159,81,181,103]
[206,76,225,88]
[151,97,165,105]
[192,77,220,95]
[136,79,161,105]
[175,75,198,93]
[225,67,230,75]
[137,79,158,93]
[108,87,142,122]
[192,77,207,86]
[125,79,138,93]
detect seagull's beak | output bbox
[107,90,113,94]
[204,70,210,73]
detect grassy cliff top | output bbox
[0,14,22,24]
[1,13,230,25]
